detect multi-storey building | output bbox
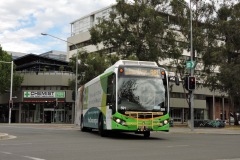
[7,51,27,60]
[40,50,67,61]
[66,5,231,124]
[0,53,75,123]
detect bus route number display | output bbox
[124,67,160,77]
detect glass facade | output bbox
[0,101,73,123]
[71,7,112,35]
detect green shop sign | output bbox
[24,91,65,98]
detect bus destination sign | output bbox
[124,67,160,77]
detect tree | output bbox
[59,66,64,72]
[169,0,217,71]
[89,0,218,107]
[0,46,23,94]
[216,2,240,115]
[68,49,120,88]
[199,1,240,118]
[90,0,182,65]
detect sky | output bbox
[0,0,116,55]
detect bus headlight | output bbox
[159,120,168,127]
[164,120,168,125]
[113,117,127,126]
[116,119,121,123]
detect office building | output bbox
[0,53,75,123]
[40,50,67,61]
[66,5,231,124]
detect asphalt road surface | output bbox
[0,124,240,160]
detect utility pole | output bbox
[9,61,13,124]
[189,0,194,131]
[178,0,194,131]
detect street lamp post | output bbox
[189,0,194,132]
[176,0,194,131]
[0,60,13,124]
[41,33,79,124]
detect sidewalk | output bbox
[170,126,240,134]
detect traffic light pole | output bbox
[189,89,194,131]
[189,0,194,131]
[177,0,194,131]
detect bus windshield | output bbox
[117,76,166,113]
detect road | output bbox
[0,124,240,160]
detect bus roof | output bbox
[104,60,158,73]
[114,60,158,67]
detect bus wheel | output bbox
[80,116,87,132]
[98,114,107,137]
[143,131,150,138]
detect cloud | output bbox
[0,0,116,54]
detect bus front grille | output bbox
[124,111,163,119]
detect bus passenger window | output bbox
[107,74,116,105]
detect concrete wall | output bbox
[20,71,75,86]
[170,98,206,109]
[0,71,75,104]
[66,32,104,61]
[170,82,225,96]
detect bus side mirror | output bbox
[108,104,113,109]
[175,76,180,86]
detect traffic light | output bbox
[184,76,196,90]
[188,76,196,90]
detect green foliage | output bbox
[90,0,182,65]
[0,46,23,94]
[59,66,64,71]
[169,0,240,101]
[195,0,240,114]
[203,2,240,94]
[68,49,120,88]
[68,78,75,90]
[80,52,111,84]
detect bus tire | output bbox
[98,114,107,137]
[143,131,150,138]
[80,116,87,132]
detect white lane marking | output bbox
[1,143,32,146]
[23,156,46,160]
[167,145,189,148]
[0,151,13,154]
[6,135,17,139]
[217,158,240,160]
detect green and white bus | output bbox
[77,60,177,138]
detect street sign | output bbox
[186,61,195,69]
